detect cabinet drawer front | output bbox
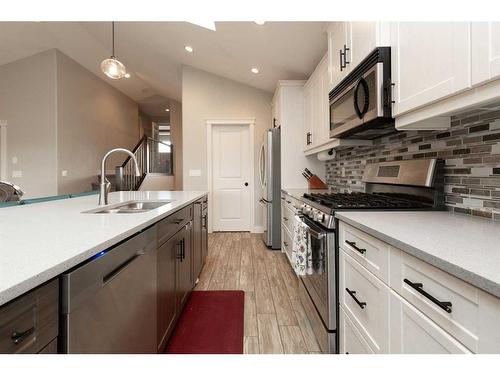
[281,204,295,234]
[158,205,192,245]
[340,249,390,353]
[0,279,58,354]
[339,222,390,284]
[281,225,293,265]
[389,290,471,354]
[339,307,374,354]
[390,249,482,352]
[281,193,300,212]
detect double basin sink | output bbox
[84,200,172,214]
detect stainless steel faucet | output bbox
[99,148,141,205]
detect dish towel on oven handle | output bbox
[292,215,313,276]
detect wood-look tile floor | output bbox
[195,232,322,354]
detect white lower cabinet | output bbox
[338,220,500,354]
[339,307,374,354]
[339,249,390,353]
[389,290,471,354]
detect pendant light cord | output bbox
[111,21,115,58]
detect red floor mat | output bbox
[165,290,245,354]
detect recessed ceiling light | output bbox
[251,67,259,74]
[165,108,170,112]
[185,45,194,53]
[254,21,266,26]
[124,73,131,78]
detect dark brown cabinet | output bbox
[0,279,58,354]
[157,204,196,352]
[157,233,180,352]
[176,222,193,310]
[192,196,209,284]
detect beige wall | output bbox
[0,50,58,198]
[56,51,139,195]
[182,66,272,229]
[170,100,183,190]
[0,49,140,198]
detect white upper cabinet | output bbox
[390,22,471,117]
[328,22,390,88]
[472,22,500,86]
[327,22,349,88]
[303,78,314,151]
[303,54,329,152]
[349,22,390,71]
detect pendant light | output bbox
[101,21,127,79]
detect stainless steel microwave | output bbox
[329,47,394,140]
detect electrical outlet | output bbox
[61,170,68,177]
[189,169,201,177]
[11,156,18,164]
[12,170,22,178]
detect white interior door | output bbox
[212,124,252,232]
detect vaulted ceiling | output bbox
[0,21,328,115]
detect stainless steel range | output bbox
[295,159,444,354]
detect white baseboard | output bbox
[252,226,264,233]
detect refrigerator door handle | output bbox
[258,143,265,188]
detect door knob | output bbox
[244,182,249,186]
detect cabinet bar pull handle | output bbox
[346,288,366,309]
[103,252,143,284]
[403,278,452,313]
[343,44,350,65]
[283,217,289,221]
[339,49,344,71]
[11,327,35,345]
[345,240,366,254]
[176,240,183,261]
[173,218,183,224]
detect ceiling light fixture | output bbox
[165,108,170,112]
[101,21,127,80]
[251,67,259,74]
[124,73,131,78]
[184,45,194,53]
[254,21,266,26]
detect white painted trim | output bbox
[0,121,7,181]
[206,119,255,233]
[252,226,264,234]
[206,118,256,126]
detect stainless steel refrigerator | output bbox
[259,128,281,249]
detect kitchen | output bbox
[2,0,500,373]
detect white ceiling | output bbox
[0,22,328,115]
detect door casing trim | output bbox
[206,118,255,233]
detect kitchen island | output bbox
[0,190,208,354]
[0,190,207,305]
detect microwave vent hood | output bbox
[329,47,395,140]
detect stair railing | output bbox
[116,136,173,191]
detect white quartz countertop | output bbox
[335,211,500,298]
[0,190,207,306]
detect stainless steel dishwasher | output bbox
[60,226,157,353]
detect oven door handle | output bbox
[299,217,326,239]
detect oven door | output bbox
[299,216,335,330]
[330,63,383,139]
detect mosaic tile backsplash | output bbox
[325,108,500,220]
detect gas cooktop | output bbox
[302,192,432,210]
[298,159,444,229]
